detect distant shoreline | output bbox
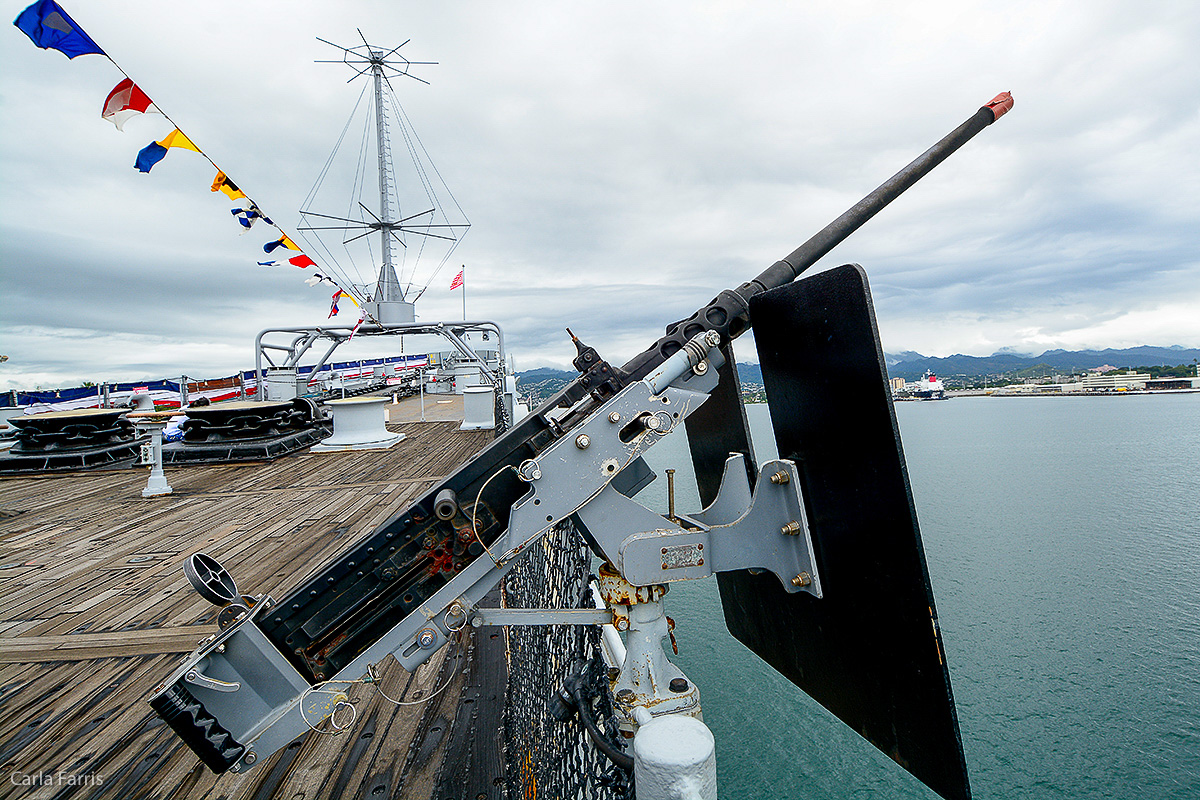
[943,388,1200,399]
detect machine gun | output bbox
[151,92,1013,800]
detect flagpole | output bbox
[462,264,467,321]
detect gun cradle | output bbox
[148,334,734,774]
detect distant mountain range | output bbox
[884,346,1200,381]
[518,346,1200,388]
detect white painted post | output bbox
[132,416,173,497]
[632,712,717,799]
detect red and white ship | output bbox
[909,370,946,400]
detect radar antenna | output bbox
[299,31,471,324]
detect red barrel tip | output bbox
[984,91,1014,121]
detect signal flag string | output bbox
[12,0,369,311]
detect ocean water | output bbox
[634,394,1200,799]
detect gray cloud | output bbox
[2,0,1198,390]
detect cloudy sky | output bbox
[2,0,1197,390]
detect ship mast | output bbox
[300,31,469,325]
[370,46,403,307]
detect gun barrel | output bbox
[752,92,1013,293]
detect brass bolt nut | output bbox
[791,572,812,588]
[608,411,621,423]
[575,434,591,449]
[781,521,802,536]
[770,471,790,485]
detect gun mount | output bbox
[151,92,1012,800]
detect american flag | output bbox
[450,268,464,290]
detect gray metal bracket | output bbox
[685,453,753,527]
[577,454,823,596]
[497,375,717,562]
[468,607,614,627]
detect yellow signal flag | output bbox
[210,170,247,201]
[157,128,201,152]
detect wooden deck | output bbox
[0,420,496,799]
[385,393,466,424]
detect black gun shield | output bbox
[716,263,970,800]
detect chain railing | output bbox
[494,388,511,436]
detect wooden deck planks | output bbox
[0,421,493,799]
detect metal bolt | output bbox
[518,459,542,481]
[614,616,629,631]
[669,678,690,693]
[703,330,721,347]
[644,415,661,431]
[575,434,591,449]
[417,627,438,649]
[692,359,709,376]
[770,471,790,485]
[666,469,676,519]
[244,750,257,765]
[791,572,812,588]
[608,411,621,423]
[781,521,802,536]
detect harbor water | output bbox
[636,393,1200,799]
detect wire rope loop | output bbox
[445,604,467,632]
[371,631,463,707]
[329,700,357,731]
